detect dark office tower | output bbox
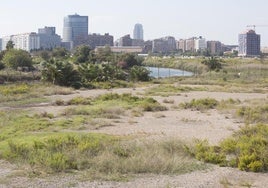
[238,30,260,57]
[63,14,88,48]
[133,23,144,40]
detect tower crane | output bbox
[246,25,268,31]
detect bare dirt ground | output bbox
[1,86,267,188]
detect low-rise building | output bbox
[132,39,144,47]
[96,46,142,53]
[87,33,114,49]
[118,34,132,47]
[152,36,176,53]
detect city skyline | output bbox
[1,0,268,46]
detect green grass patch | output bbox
[144,84,205,97]
[64,93,167,118]
[0,83,73,107]
[0,134,206,176]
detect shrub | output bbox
[190,124,268,172]
[236,105,268,124]
[67,97,91,105]
[0,83,29,95]
[180,98,219,111]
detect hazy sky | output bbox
[1,0,268,46]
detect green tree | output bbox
[52,47,69,59]
[95,46,113,63]
[2,49,33,70]
[41,60,81,88]
[129,66,150,81]
[119,53,141,69]
[201,56,222,71]
[73,45,92,64]
[6,40,15,50]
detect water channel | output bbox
[146,67,193,78]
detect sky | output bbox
[1,0,268,46]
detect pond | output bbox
[146,67,193,78]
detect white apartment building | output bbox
[195,37,207,51]
[2,33,40,52]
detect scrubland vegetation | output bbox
[0,45,268,184]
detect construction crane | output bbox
[246,25,268,31]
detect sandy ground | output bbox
[1,86,267,187]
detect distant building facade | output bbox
[194,37,207,51]
[38,26,61,50]
[143,40,153,53]
[133,23,144,40]
[238,30,260,57]
[261,47,268,54]
[0,38,2,51]
[177,39,186,52]
[152,36,176,53]
[96,46,142,53]
[185,38,196,52]
[118,34,132,46]
[2,33,40,52]
[207,41,222,55]
[62,14,88,48]
[132,39,144,47]
[87,33,114,49]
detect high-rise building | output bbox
[2,33,40,52]
[185,37,196,52]
[207,41,222,55]
[238,30,260,57]
[63,14,88,48]
[133,23,144,40]
[177,39,186,52]
[194,36,207,51]
[38,26,61,50]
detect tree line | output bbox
[0,42,150,88]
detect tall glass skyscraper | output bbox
[63,14,88,46]
[238,30,260,57]
[133,23,144,40]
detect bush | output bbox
[67,97,91,105]
[190,124,268,172]
[180,98,219,111]
[0,83,29,95]
[237,105,268,124]
[129,66,150,81]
